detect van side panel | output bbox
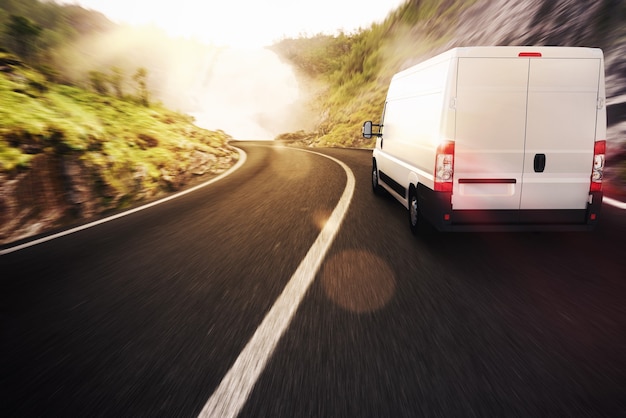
[381,94,442,194]
[376,56,452,200]
[521,58,601,210]
[452,58,528,210]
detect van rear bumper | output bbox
[418,184,603,232]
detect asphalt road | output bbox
[2,142,625,417]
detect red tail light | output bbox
[434,141,454,192]
[590,140,606,192]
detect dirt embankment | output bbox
[0,148,238,246]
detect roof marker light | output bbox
[519,52,542,57]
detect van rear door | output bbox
[453,57,528,210]
[520,57,601,210]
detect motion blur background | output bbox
[1,0,625,244]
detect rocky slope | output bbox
[0,56,238,246]
[0,146,237,246]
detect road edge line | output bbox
[198,148,356,418]
[0,147,247,256]
[604,196,626,210]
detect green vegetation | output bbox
[272,0,478,147]
[1,1,113,89]
[0,1,238,243]
[0,53,233,193]
[4,14,41,60]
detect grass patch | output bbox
[0,55,235,212]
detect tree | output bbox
[109,66,124,98]
[88,70,108,95]
[132,67,149,107]
[5,14,42,60]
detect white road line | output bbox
[0,148,247,256]
[198,149,356,418]
[604,196,626,210]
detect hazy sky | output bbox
[58,0,406,47]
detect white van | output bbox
[363,46,606,232]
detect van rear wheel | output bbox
[409,187,420,235]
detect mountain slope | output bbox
[273,0,626,193]
[0,55,238,245]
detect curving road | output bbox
[2,142,625,417]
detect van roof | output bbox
[391,46,604,81]
[446,46,603,59]
[390,46,604,88]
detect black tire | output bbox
[408,186,420,235]
[372,160,383,195]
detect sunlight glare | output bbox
[321,249,396,313]
[59,0,407,48]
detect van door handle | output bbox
[534,154,546,173]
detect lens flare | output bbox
[321,249,396,313]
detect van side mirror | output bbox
[362,121,382,139]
